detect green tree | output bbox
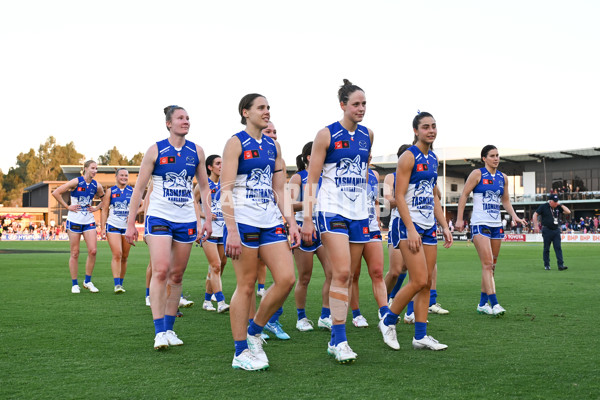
[98,146,129,165]
[129,152,144,166]
[0,136,84,206]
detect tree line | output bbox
[0,136,143,206]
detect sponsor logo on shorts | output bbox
[71,224,82,230]
[373,234,382,239]
[275,227,284,235]
[151,225,169,233]
[363,227,369,234]
[109,227,120,232]
[331,221,347,230]
[243,233,260,242]
[188,228,196,236]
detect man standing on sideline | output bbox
[532,194,570,271]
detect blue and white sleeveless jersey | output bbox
[316,121,371,220]
[232,131,282,228]
[146,138,199,223]
[294,169,322,222]
[389,172,400,220]
[367,169,379,232]
[470,167,505,227]
[67,176,98,225]
[403,145,438,229]
[106,185,133,229]
[208,178,225,237]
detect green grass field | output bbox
[1,240,599,399]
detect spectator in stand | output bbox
[593,216,599,233]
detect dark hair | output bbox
[205,154,221,176]
[397,144,411,158]
[115,167,128,176]
[338,79,364,104]
[481,145,497,160]
[163,105,186,132]
[238,93,265,125]
[296,142,313,172]
[412,111,434,130]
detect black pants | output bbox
[542,227,564,267]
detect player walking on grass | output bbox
[100,168,135,294]
[456,145,524,317]
[196,154,229,314]
[221,94,300,371]
[349,159,390,327]
[289,141,333,332]
[378,111,452,352]
[52,160,105,294]
[301,79,373,364]
[125,105,212,350]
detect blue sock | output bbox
[321,307,331,319]
[164,315,176,331]
[153,318,165,335]
[269,307,283,324]
[389,273,407,299]
[215,291,225,302]
[352,309,361,318]
[205,293,212,301]
[114,278,120,286]
[407,301,414,315]
[120,278,124,286]
[379,305,390,317]
[429,289,437,306]
[146,288,150,297]
[479,292,489,307]
[331,324,347,345]
[234,340,248,356]
[297,308,307,320]
[84,275,91,284]
[247,321,263,336]
[258,283,265,291]
[384,311,399,326]
[488,294,498,307]
[414,321,427,340]
[72,279,78,286]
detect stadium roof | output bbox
[371,147,600,170]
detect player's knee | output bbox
[88,248,97,257]
[368,266,384,281]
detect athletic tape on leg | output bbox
[329,285,349,323]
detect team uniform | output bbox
[295,169,322,252]
[106,185,133,235]
[66,176,98,233]
[145,138,200,243]
[206,178,225,244]
[316,121,371,243]
[223,130,286,249]
[470,167,505,239]
[387,173,402,248]
[398,146,439,246]
[366,169,382,242]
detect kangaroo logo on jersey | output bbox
[112,200,130,220]
[76,196,91,216]
[412,178,435,218]
[245,165,273,210]
[335,155,366,202]
[162,170,192,208]
[483,190,502,219]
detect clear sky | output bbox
[1,0,598,173]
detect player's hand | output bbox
[455,219,464,232]
[407,229,422,253]
[287,221,301,249]
[300,219,316,245]
[443,229,453,248]
[225,230,242,260]
[125,225,138,245]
